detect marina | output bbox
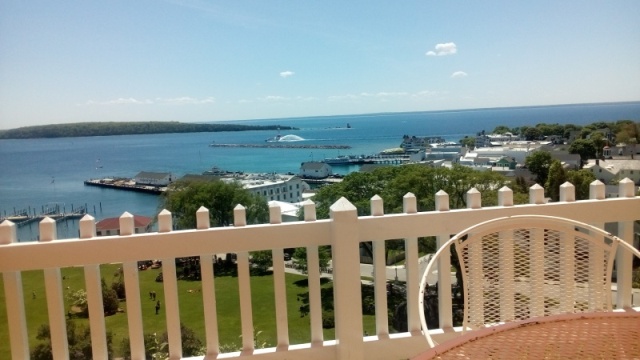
[1,205,88,227]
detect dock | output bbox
[84,178,166,194]
[1,205,88,227]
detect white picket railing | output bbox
[1,179,639,360]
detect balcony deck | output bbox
[1,179,639,360]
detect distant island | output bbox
[0,121,298,139]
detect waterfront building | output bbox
[96,214,153,236]
[221,173,310,203]
[134,171,173,186]
[299,161,333,179]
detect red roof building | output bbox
[96,215,153,236]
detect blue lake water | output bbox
[1,102,639,240]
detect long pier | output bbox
[84,178,165,194]
[209,143,351,149]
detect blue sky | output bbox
[1,1,639,129]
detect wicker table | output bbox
[413,311,640,359]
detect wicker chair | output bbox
[418,215,640,351]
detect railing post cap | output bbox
[302,199,315,206]
[159,209,171,216]
[234,204,246,211]
[197,206,209,213]
[590,179,604,186]
[467,187,480,194]
[498,186,512,192]
[80,214,95,222]
[530,183,543,190]
[435,189,448,196]
[120,211,134,219]
[371,194,382,201]
[0,220,17,244]
[330,197,357,213]
[403,192,416,198]
[560,181,574,187]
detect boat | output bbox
[322,155,352,165]
[265,134,282,142]
[322,154,372,165]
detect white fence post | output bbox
[80,214,109,360]
[269,203,290,348]
[120,212,145,360]
[304,200,324,344]
[0,220,29,360]
[435,190,453,330]
[404,193,420,333]
[330,197,364,360]
[370,195,389,337]
[40,217,69,359]
[158,209,182,359]
[197,206,220,357]
[616,178,635,308]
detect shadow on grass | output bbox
[293,277,331,287]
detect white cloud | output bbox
[259,95,289,102]
[426,42,457,56]
[280,71,295,78]
[85,98,152,105]
[84,96,215,106]
[451,71,468,79]
[157,96,215,105]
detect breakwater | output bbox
[209,143,351,149]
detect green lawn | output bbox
[0,264,376,358]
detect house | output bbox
[299,161,332,179]
[550,153,581,169]
[583,159,640,185]
[96,214,153,236]
[494,156,517,170]
[134,171,173,186]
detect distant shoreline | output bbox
[0,121,297,140]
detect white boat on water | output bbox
[265,134,305,142]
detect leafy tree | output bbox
[162,179,269,229]
[544,160,567,202]
[250,250,273,273]
[492,125,511,134]
[566,169,596,200]
[524,151,553,185]
[590,132,607,157]
[102,278,120,315]
[120,324,204,360]
[569,139,597,165]
[523,127,542,141]
[459,136,475,149]
[31,321,113,360]
[292,246,332,273]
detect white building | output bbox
[471,145,540,164]
[134,171,173,186]
[299,161,332,179]
[583,159,640,185]
[221,173,310,203]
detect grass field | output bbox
[0,263,376,358]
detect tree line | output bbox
[0,121,297,139]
